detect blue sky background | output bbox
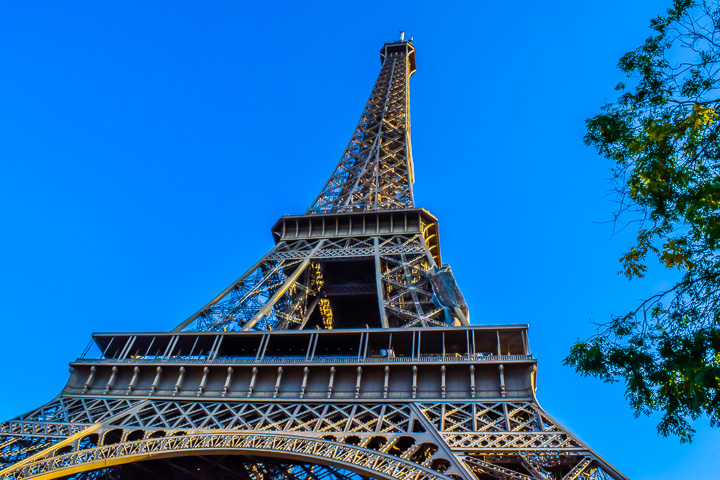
[1,1,718,478]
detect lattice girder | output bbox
[2,433,452,480]
[68,457,370,480]
[0,396,626,480]
[308,42,415,214]
[174,231,464,332]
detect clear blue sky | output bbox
[1,1,717,478]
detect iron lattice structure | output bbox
[1,38,627,480]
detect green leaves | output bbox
[568,0,720,442]
[566,307,720,443]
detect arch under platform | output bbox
[8,433,453,480]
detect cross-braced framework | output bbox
[1,37,627,480]
[1,393,624,480]
[168,39,465,333]
[65,458,368,480]
[308,42,416,214]
[175,232,455,333]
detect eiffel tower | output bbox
[0,36,627,480]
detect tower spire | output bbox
[307,39,416,214]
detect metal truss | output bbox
[9,399,141,427]
[0,436,57,473]
[175,233,456,332]
[417,402,584,451]
[377,235,446,327]
[166,40,466,334]
[1,398,140,441]
[0,397,626,480]
[64,457,367,480]
[3,432,450,480]
[174,240,325,333]
[113,401,421,434]
[308,42,415,214]
[463,454,613,480]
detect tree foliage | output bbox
[565,0,720,442]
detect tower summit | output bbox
[309,37,416,214]
[0,39,627,480]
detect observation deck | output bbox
[67,326,536,401]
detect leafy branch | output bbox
[566,0,720,443]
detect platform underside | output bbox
[52,453,614,480]
[59,457,366,480]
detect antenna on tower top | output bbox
[400,31,405,41]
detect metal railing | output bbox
[73,353,532,365]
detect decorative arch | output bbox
[8,433,452,480]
